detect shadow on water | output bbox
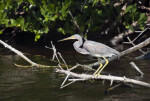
[0,45,150,101]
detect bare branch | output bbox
[14,63,57,68]
[0,40,36,66]
[132,27,149,43]
[110,77,114,86]
[120,37,150,56]
[107,84,122,91]
[0,40,54,68]
[68,63,80,71]
[56,69,150,88]
[61,74,70,87]
[45,41,61,64]
[68,11,83,35]
[58,52,69,70]
[126,37,145,54]
[130,62,144,76]
[60,80,76,89]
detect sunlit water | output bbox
[0,46,150,101]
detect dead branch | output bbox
[68,11,83,35]
[135,50,150,60]
[107,84,122,92]
[120,37,150,56]
[58,52,69,70]
[139,6,150,11]
[14,63,58,68]
[130,62,144,76]
[56,69,150,88]
[126,37,145,54]
[0,40,58,68]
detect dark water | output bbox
[0,46,150,101]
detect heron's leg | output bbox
[93,62,103,75]
[97,56,109,75]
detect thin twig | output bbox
[81,0,88,11]
[78,63,95,71]
[14,63,33,68]
[110,78,114,86]
[135,31,143,33]
[107,84,122,91]
[68,11,83,35]
[61,74,70,87]
[58,52,68,70]
[14,63,57,68]
[45,42,61,64]
[135,50,150,60]
[84,16,91,37]
[127,37,145,54]
[130,62,144,76]
[60,80,76,89]
[68,63,80,71]
[132,27,149,42]
[68,79,86,81]
[58,64,63,70]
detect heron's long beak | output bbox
[58,36,75,42]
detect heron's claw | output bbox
[93,73,101,78]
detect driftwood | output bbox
[56,69,150,88]
[0,40,58,68]
[130,62,144,76]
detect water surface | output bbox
[0,45,150,101]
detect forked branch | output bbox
[56,69,150,88]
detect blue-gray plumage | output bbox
[58,34,120,75]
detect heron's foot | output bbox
[93,73,101,78]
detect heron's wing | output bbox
[83,41,120,57]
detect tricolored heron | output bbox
[58,34,120,76]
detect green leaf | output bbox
[57,28,65,35]
[100,0,106,6]
[3,19,9,26]
[49,16,55,21]
[84,6,88,9]
[124,5,133,14]
[44,27,49,33]
[93,0,99,6]
[0,30,3,34]
[19,18,25,28]
[132,7,137,13]
[97,10,102,15]
[35,35,41,41]
[129,25,133,30]
[139,13,146,21]
[10,19,16,26]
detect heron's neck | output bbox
[73,37,89,55]
[73,41,89,55]
[77,36,83,47]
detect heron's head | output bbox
[58,34,81,42]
